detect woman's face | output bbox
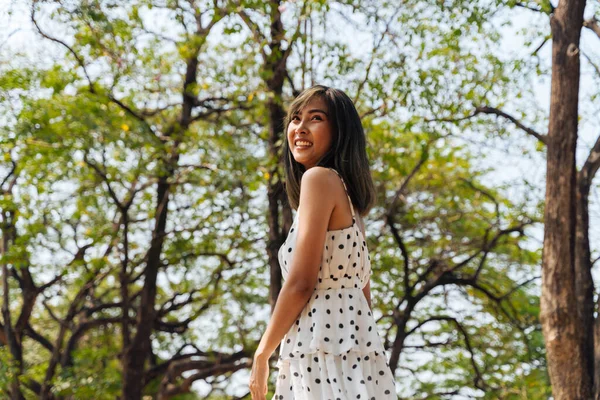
[287,96,333,170]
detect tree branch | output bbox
[407,315,488,391]
[474,106,547,144]
[584,17,600,39]
[237,9,267,61]
[578,132,600,189]
[514,1,554,14]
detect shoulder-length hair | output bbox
[282,84,377,217]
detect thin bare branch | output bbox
[474,106,547,144]
[584,17,600,39]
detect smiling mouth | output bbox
[295,140,313,148]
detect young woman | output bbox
[249,85,396,399]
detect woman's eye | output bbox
[312,115,322,120]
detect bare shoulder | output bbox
[299,166,337,192]
[297,167,338,222]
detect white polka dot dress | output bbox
[273,168,396,399]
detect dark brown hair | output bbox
[282,85,377,217]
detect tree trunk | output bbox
[263,1,292,312]
[575,174,596,397]
[121,176,172,400]
[1,197,25,400]
[596,315,600,399]
[540,1,591,398]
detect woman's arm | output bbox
[254,167,337,362]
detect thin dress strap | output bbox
[328,168,355,218]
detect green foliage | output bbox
[0,348,18,397]
[0,0,562,398]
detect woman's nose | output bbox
[296,119,308,134]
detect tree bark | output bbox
[575,174,596,398]
[1,173,26,400]
[121,177,172,400]
[596,315,600,399]
[121,32,195,400]
[540,1,592,399]
[262,1,292,312]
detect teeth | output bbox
[296,140,312,147]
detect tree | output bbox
[428,0,600,397]
[1,1,256,398]
[541,0,593,398]
[0,0,571,398]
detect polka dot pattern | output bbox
[274,168,395,399]
[275,349,396,399]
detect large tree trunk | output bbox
[262,1,292,312]
[540,1,591,399]
[121,30,198,400]
[121,176,173,400]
